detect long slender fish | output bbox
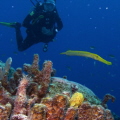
[60,50,112,65]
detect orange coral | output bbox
[0,54,116,120]
[64,107,77,120]
[78,102,114,120]
[0,103,11,120]
[28,104,46,120]
[41,94,69,120]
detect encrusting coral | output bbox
[0,54,117,120]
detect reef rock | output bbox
[0,54,115,120]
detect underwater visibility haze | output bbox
[0,0,120,118]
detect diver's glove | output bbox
[42,27,53,36]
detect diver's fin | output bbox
[0,22,21,28]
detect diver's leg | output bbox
[14,23,36,51]
[15,25,24,51]
[17,35,36,51]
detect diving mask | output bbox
[44,2,55,12]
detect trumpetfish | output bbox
[60,50,112,65]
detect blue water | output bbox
[0,0,120,116]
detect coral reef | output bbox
[0,57,12,80]
[0,54,117,120]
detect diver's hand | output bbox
[42,27,53,36]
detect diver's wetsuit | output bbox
[16,3,63,51]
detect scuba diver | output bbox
[0,0,63,52]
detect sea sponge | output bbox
[69,92,84,108]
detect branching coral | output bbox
[0,82,13,105]
[101,94,116,108]
[0,57,12,80]
[0,54,117,120]
[11,76,29,119]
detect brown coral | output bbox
[28,104,47,120]
[0,54,116,120]
[78,102,114,120]
[41,94,69,120]
[11,76,29,119]
[0,103,12,120]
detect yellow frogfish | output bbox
[60,50,112,65]
[69,92,84,108]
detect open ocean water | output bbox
[0,0,120,116]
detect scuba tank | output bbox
[30,0,43,13]
[30,0,56,7]
[30,0,42,7]
[44,0,56,3]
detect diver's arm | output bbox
[55,12,63,31]
[23,4,43,29]
[22,11,35,29]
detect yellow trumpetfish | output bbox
[60,50,112,65]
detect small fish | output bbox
[10,39,13,42]
[90,73,94,76]
[66,66,72,71]
[110,90,114,92]
[94,61,96,66]
[90,46,95,49]
[108,54,115,58]
[13,51,18,55]
[23,53,26,55]
[1,54,6,56]
[52,39,56,42]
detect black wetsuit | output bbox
[16,3,63,51]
